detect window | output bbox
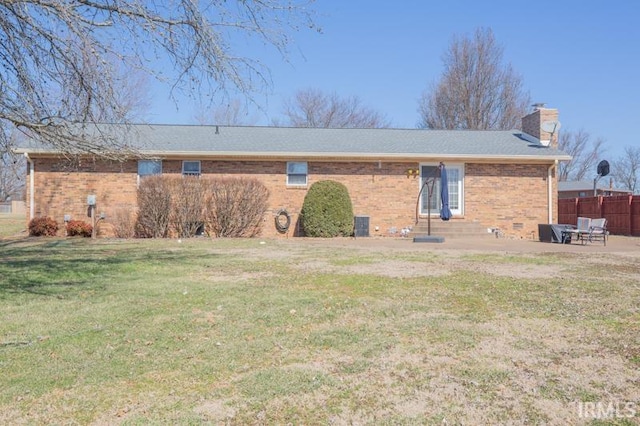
[182,160,201,176]
[287,161,308,186]
[138,160,162,177]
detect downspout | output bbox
[23,153,34,220]
[547,160,557,224]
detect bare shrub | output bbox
[135,175,268,238]
[205,178,269,237]
[135,175,171,238]
[112,208,136,238]
[171,176,205,238]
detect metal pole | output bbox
[414,167,439,232]
[427,185,431,236]
[91,205,96,239]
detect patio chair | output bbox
[587,218,608,246]
[565,217,591,245]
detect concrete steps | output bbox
[410,219,491,239]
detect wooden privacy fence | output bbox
[559,195,640,236]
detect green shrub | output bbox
[301,180,354,237]
[66,220,93,237]
[28,217,59,237]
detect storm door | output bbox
[419,163,463,216]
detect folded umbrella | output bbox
[439,163,452,221]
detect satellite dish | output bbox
[597,160,610,177]
[541,121,561,133]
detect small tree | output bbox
[301,180,354,237]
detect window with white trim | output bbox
[138,160,162,177]
[287,161,308,186]
[182,160,201,176]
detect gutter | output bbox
[23,153,34,220]
[144,151,575,162]
[11,148,573,163]
[548,160,557,224]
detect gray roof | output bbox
[15,124,571,161]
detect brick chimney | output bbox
[521,103,559,148]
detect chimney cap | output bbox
[532,102,546,111]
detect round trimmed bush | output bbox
[66,220,93,237]
[28,216,59,237]
[301,180,354,237]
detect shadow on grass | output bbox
[0,238,207,297]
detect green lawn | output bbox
[0,237,638,424]
[0,214,26,238]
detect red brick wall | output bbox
[465,163,557,237]
[27,158,556,238]
[27,158,138,236]
[166,160,421,237]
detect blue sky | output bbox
[148,0,640,160]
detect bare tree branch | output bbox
[0,129,25,201]
[282,88,390,128]
[557,129,605,181]
[612,146,640,194]
[418,28,530,130]
[194,99,259,126]
[1,0,317,157]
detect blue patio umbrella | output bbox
[439,163,452,221]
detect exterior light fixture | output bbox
[406,168,420,178]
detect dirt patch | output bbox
[294,259,450,278]
[266,235,640,281]
[284,234,640,254]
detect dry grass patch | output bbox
[0,237,639,424]
[0,213,26,238]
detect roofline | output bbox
[12,148,572,162]
[156,151,573,162]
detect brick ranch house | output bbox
[14,106,570,239]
